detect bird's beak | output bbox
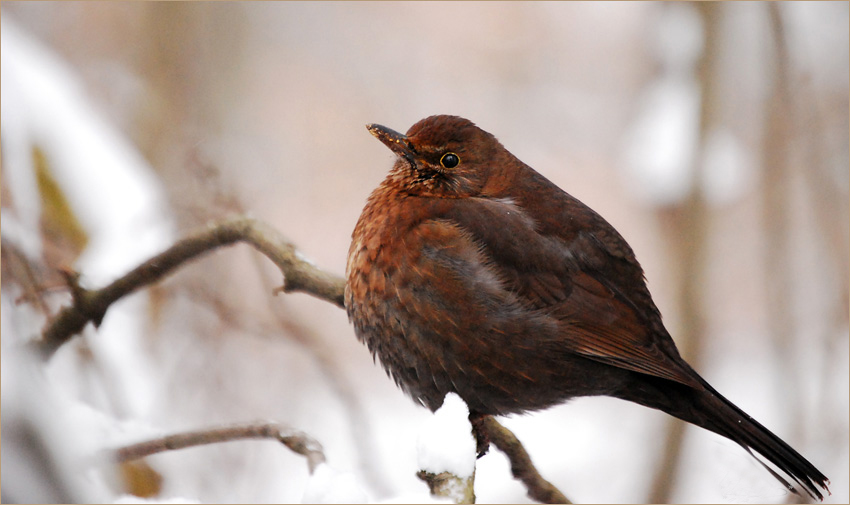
[367,123,415,159]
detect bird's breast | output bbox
[344,190,581,414]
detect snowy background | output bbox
[2,2,848,503]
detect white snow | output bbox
[301,463,369,504]
[1,13,175,503]
[114,495,202,504]
[415,393,477,479]
[1,17,174,286]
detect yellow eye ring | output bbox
[440,152,460,169]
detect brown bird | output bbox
[345,114,829,500]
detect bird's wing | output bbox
[436,196,701,388]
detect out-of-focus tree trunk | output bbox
[648,3,719,502]
[761,1,803,443]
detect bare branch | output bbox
[36,216,345,359]
[481,417,571,504]
[114,421,326,473]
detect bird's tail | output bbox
[617,376,830,501]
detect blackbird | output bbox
[345,115,829,500]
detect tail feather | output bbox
[616,375,830,500]
[694,381,829,501]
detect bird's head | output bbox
[367,115,508,198]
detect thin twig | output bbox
[36,216,345,359]
[114,421,326,473]
[481,417,571,504]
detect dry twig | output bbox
[114,421,326,473]
[36,216,344,358]
[480,416,571,504]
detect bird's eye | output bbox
[440,153,460,169]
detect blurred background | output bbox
[1,2,847,503]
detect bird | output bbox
[344,114,830,500]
